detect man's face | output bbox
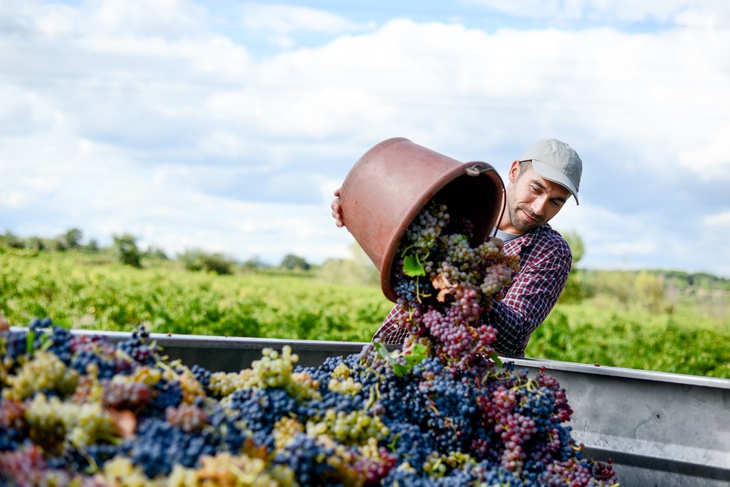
[506,161,572,233]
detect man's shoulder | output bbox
[537,223,569,243]
[535,224,571,253]
[507,224,571,256]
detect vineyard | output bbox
[1,247,729,378]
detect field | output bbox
[2,248,729,378]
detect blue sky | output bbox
[1,0,729,277]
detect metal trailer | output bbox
[79,330,730,487]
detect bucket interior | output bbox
[380,163,504,301]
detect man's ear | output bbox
[508,160,520,183]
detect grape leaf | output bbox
[374,342,396,366]
[373,342,427,377]
[403,255,426,277]
[392,363,408,376]
[403,344,427,368]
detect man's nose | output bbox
[531,197,548,217]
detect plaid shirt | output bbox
[373,223,572,357]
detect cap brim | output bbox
[529,159,580,205]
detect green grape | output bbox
[208,369,256,398]
[5,351,79,401]
[308,408,389,446]
[25,393,119,449]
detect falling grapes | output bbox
[386,198,520,369]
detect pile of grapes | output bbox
[0,200,619,487]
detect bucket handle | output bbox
[465,164,507,239]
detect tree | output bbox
[113,234,142,268]
[558,230,590,303]
[28,237,46,251]
[280,254,311,271]
[84,239,99,253]
[1,231,24,249]
[561,230,585,267]
[635,270,666,312]
[316,243,379,286]
[59,228,83,250]
[242,256,266,271]
[179,248,234,275]
[145,246,169,260]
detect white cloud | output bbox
[90,0,208,36]
[0,0,208,38]
[239,3,374,47]
[677,126,730,182]
[463,0,730,25]
[703,210,730,229]
[241,3,370,35]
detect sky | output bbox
[1,0,729,277]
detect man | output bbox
[331,138,582,357]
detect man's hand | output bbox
[331,188,345,228]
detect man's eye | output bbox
[551,199,565,208]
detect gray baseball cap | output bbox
[519,138,582,205]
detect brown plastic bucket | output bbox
[339,137,505,302]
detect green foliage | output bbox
[0,251,392,343]
[526,307,730,378]
[558,269,592,304]
[316,243,379,286]
[582,270,675,313]
[561,230,585,265]
[84,239,99,253]
[179,248,235,275]
[58,228,83,250]
[634,270,667,313]
[27,237,46,251]
[374,342,428,377]
[403,255,426,277]
[112,234,142,268]
[1,230,25,249]
[557,230,589,304]
[586,271,634,308]
[144,245,169,260]
[280,254,311,271]
[661,269,730,291]
[2,249,729,378]
[318,258,374,286]
[242,256,267,271]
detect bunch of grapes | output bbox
[0,313,618,485]
[388,199,520,369]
